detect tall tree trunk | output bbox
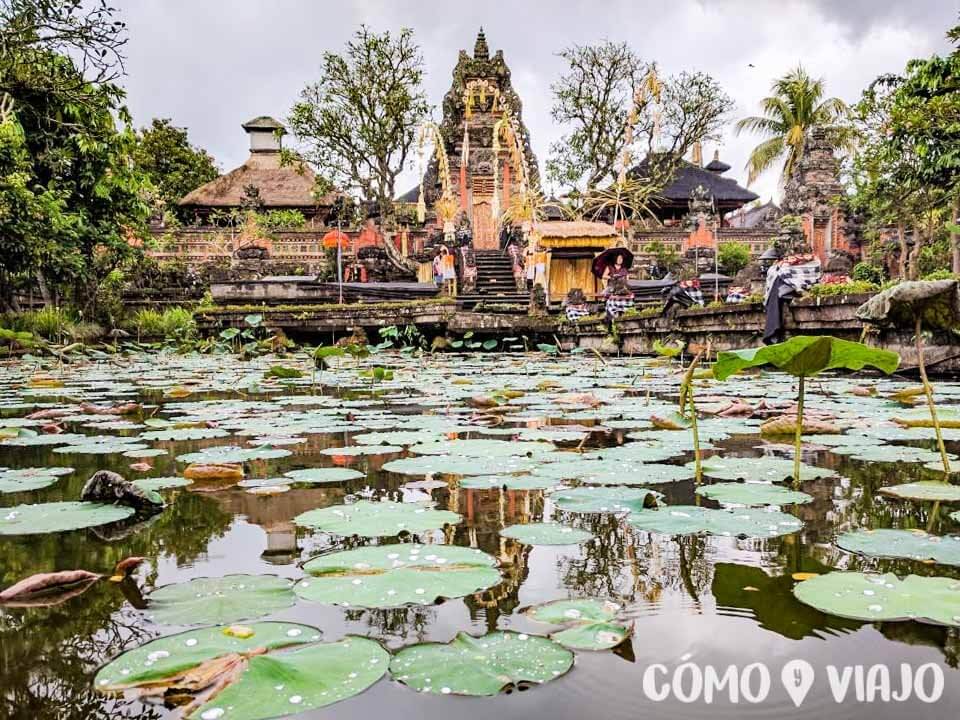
[897,221,907,281]
[907,222,924,280]
[951,195,960,275]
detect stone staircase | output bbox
[458,250,529,310]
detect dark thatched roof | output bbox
[631,158,758,207]
[728,200,782,229]
[180,151,330,209]
[395,185,420,204]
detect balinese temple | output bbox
[630,147,758,226]
[398,29,539,251]
[179,116,336,225]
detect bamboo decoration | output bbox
[415,122,456,223]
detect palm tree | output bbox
[736,66,850,185]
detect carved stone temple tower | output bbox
[422,29,539,250]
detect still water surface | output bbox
[1,352,958,719]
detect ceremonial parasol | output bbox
[592,247,634,278]
[321,230,350,249]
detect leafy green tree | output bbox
[848,20,959,278]
[547,41,732,195]
[0,2,150,312]
[736,66,851,185]
[133,118,218,222]
[288,25,429,215]
[718,241,751,275]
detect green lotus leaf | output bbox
[690,456,837,482]
[713,336,900,380]
[580,463,695,486]
[295,543,500,608]
[176,445,292,464]
[283,467,364,484]
[849,445,955,464]
[133,476,192,492]
[550,621,631,651]
[459,475,559,490]
[695,482,813,506]
[585,443,685,463]
[627,505,803,538]
[0,466,73,493]
[123,447,169,458]
[0,432,85,447]
[352,430,437,446]
[93,622,315,692]
[500,522,594,545]
[140,427,230,441]
[54,441,149,455]
[553,487,660,514]
[294,500,460,537]
[147,574,297,625]
[319,444,403,457]
[0,501,134,535]
[837,529,960,566]
[410,439,558,458]
[389,631,573,696]
[879,481,960,502]
[382,454,538,476]
[193,636,388,720]
[793,572,960,626]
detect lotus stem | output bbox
[915,316,950,476]
[681,350,705,485]
[793,375,805,488]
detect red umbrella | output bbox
[322,230,350,249]
[592,247,634,278]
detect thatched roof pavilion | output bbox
[179,116,335,223]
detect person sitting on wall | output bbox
[563,288,591,322]
[604,276,635,320]
[432,247,444,287]
[602,250,631,289]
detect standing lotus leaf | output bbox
[836,529,960,566]
[147,574,297,625]
[525,599,631,650]
[0,501,134,535]
[878,482,960,502]
[695,482,813,506]
[553,487,660,514]
[501,522,594,545]
[94,622,388,719]
[793,572,960,626]
[294,500,460,537]
[389,631,573,696]
[628,506,803,538]
[295,543,500,608]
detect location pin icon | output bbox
[781,659,815,708]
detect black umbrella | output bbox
[592,247,634,278]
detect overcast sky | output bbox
[120,0,956,204]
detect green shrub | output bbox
[131,307,196,340]
[718,242,751,276]
[921,269,960,281]
[69,322,105,343]
[805,281,879,298]
[15,307,76,341]
[851,262,886,284]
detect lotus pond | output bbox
[2,350,960,719]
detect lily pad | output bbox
[382,454,538,477]
[283,467,364,484]
[525,598,630,650]
[140,427,230,442]
[627,506,803,538]
[837,529,960,566]
[295,543,500,608]
[0,466,73,493]
[500,522,594,545]
[793,572,960,626]
[690,456,837,482]
[133,476,192,492]
[410,439,557,458]
[0,501,134,535]
[294,500,460,538]
[553,487,659,514]
[695,482,814,506]
[94,623,388,719]
[147,574,297,625]
[389,631,573,696]
[849,445,955,465]
[459,475,559,490]
[879,482,960,502]
[176,445,292,464]
[320,445,403,457]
